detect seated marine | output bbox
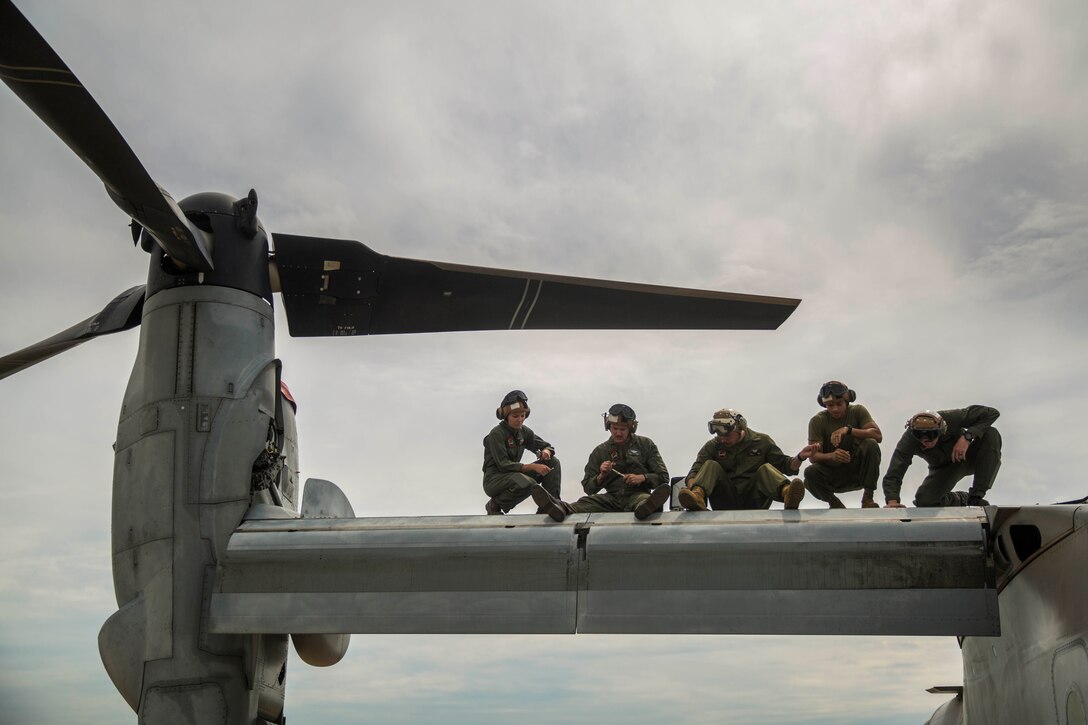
[677,408,815,511]
[481,390,561,515]
[531,403,671,522]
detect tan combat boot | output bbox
[634,484,673,520]
[860,489,879,508]
[678,484,708,511]
[827,493,846,509]
[782,478,805,510]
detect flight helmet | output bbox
[906,410,946,442]
[603,403,638,432]
[708,408,747,436]
[496,390,530,420]
[817,380,856,407]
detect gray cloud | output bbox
[2,0,1085,722]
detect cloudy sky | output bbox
[1,0,1086,722]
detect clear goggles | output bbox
[708,419,737,436]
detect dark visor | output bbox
[502,390,528,406]
[820,381,849,399]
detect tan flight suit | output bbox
[685,429,795,510]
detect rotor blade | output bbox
[0,285,145,381]
[272,234,799,337]
[0,0,212,271]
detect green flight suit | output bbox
[570,433,669,513]
[803,404,881,502]
[685,429,796,510]
[482,421,561,512]
[881,405,1001,506]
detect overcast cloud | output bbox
[1,0,1086,722]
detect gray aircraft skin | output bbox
[1,2,1085,723]
[924,504,1087,725]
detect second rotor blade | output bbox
[0,285,145,381]
[0,0,212,271]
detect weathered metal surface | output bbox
[213,515,580,634]
[104,286,284,723]
[959,504,1088,723]
[210,508,998,637]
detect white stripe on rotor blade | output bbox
[518,280,543,329]
[509,279,531,330]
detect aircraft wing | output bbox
[209,504,998,637]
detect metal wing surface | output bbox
[210,506,998,637]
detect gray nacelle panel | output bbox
[209,509,998,638]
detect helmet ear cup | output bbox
[497,403,530,420]
[848,389,857,403]
[817,393,826,408]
